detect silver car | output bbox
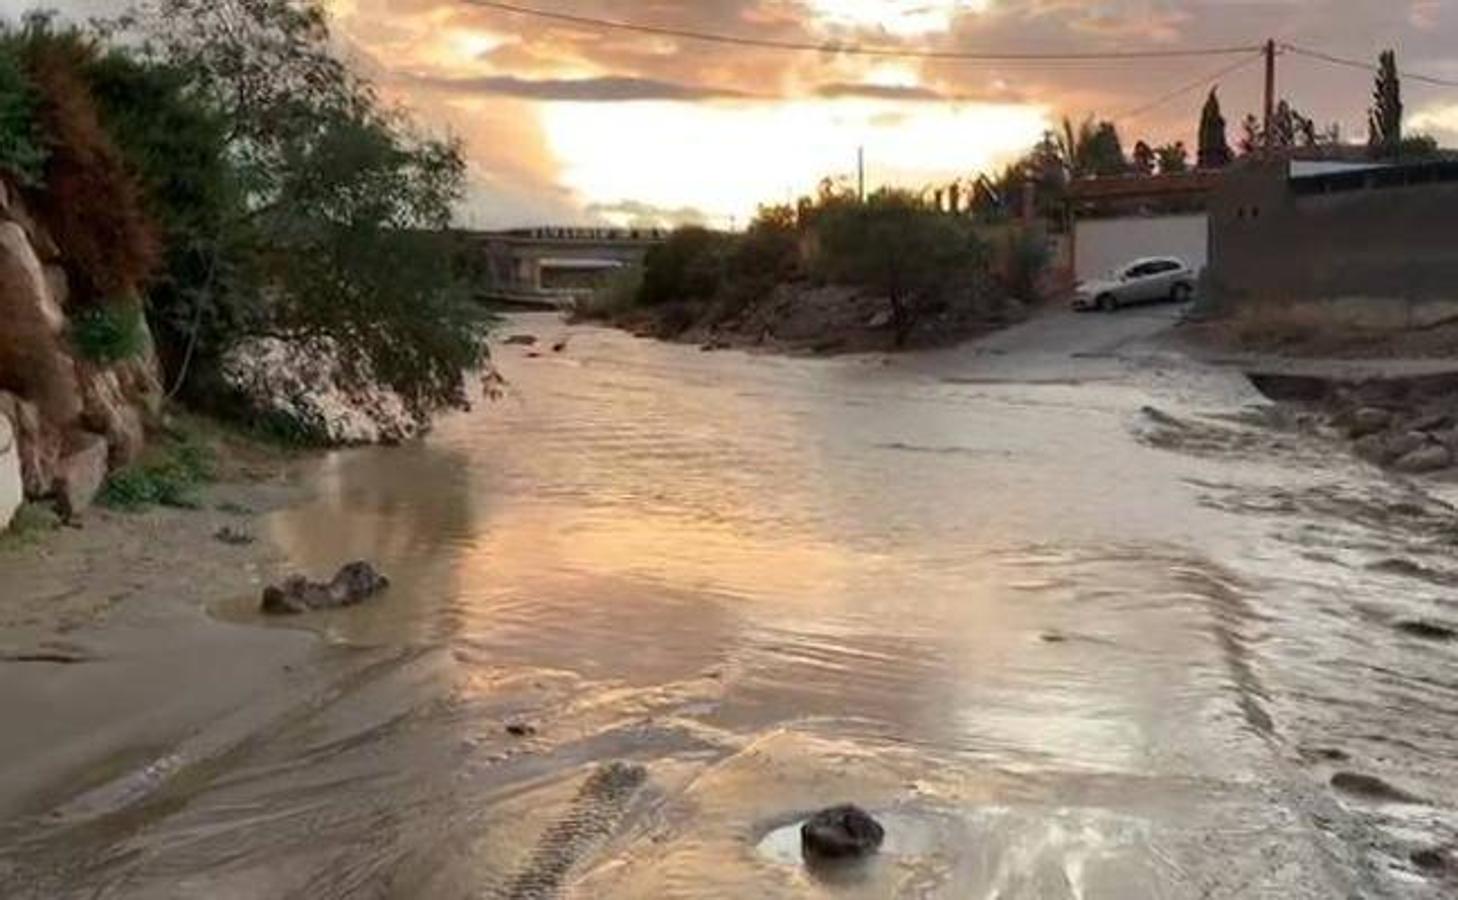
[1072,256,1196,312]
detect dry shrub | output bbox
[24,39,159,305]
[1226,304,1328,348]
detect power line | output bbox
[462,0,1263,62]
[1281,43,1458,88]
[1117,51,1265,122]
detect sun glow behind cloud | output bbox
[808,0,990,37]
[540,98,1047,227]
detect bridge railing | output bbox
[497,226,668,243]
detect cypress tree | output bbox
[1197,89,1232,168]
[1369,50,1402,157]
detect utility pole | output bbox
[1263,39,1277,153]
[857,146,865,202]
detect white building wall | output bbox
[1074,214,1208,282]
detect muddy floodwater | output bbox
[5,310,1458,898]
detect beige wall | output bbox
[1074,214,1208,282]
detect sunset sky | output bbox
[8,1,1458,228]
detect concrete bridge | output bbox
[462,226,667,308]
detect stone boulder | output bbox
[0,413,21,531]
[223,337,430,446]
[0,391,56,497]
[261,561,391,615]
[53,434,108,519]
[801,805,885,862]
[0,222,62,335]
[0,220,81,427]
[78,364,146,467]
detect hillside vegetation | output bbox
[0,3,489,425]
[582,182,1045,353]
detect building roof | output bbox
[1066,170,1223,204]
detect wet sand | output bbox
[0,468,314,826]
[3,308,1457,898]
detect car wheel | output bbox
[1097,293,1118,312]
[1170,283,1192,303]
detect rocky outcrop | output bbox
[0,176,162,526]
[261,562,391,615]
[1310,377,1458,477]
[223,337,429,446]
[0,413,20,530]
[53,435,108,520]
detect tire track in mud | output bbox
[493,761,648,900]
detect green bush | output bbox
[0,46,47,185]
[638,227,732,307]
[813,190,990,344]
[69,302,146,362]
[0,501,61,548]
[98,434,216,511]
[576,266,643,321]
[1002,228,1051,302]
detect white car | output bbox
[1072,257,1196,312]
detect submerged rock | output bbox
[801,805,885,862]
[1411,847,1452,874]
[1348,406,1393,438]
[1395,619,1457,642]
[261,561,390,615]
[1394,443,1452,474]
[1330,771,1423,804]
[503,334,537,346]
[214,526,255,546]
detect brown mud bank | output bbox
[583,284,1030,357]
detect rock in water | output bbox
[1395,443,1452,474]
[261,561,390,614]
[1348,406,1393,438]
[801,805,885,862]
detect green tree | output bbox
[1239,101,1329,155]
[1058,116,1128,178]
[0,42,47,185]
[1399,133,1440,158]
[814,190,986,347]
[84,49,254,395]
[1156,141,1189,174]
[637,227,730,308]
[1197,89,1232,169]
[1131,140,1155,176]
[1369,49,1402,158]
[123,0,488,413]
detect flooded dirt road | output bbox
[4,308,1457,898]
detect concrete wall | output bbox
[1073,214,1208,282]
[1207,160,1458,326]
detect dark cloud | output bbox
[814,82,948,100]
[814,80,1028,103]
[406,73,751,101]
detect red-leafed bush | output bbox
[21,30,159,305]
